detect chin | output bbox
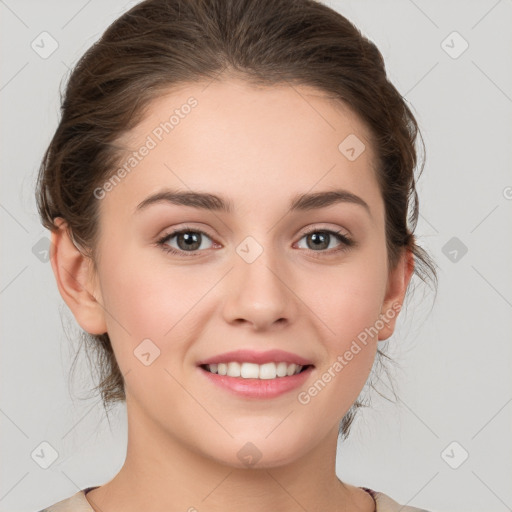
[200,434,310,470]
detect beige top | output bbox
[37,486,431,512]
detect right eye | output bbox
[157,227,216,257]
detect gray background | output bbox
[1,1,511,511]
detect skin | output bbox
[51,77,414,512]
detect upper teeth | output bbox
[206,362,304,379]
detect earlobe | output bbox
[50,218,107,335]
[378,249,415,341]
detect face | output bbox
[62,78,411,468]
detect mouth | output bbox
[196,349,315,398]
[198,362,315,399]
[199,362,314,380]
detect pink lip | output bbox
[198,365,314,399]
[196,349,314,366]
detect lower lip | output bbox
[198,366,314,399]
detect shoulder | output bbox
[37,486,433,512]
[36,487,96,512]
[363,487,432,512]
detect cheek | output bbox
[295,291,384,421]
[310,252,388,345]
[127,272,203,333]
[96,241,236,387]
[95,244,202,358]
[95,264,214,422]
[303,250,388,399]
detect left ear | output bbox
[378,248,415,341]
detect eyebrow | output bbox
[135,188,371,215]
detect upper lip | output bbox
[197,349,314,366]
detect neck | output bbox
[85,398,374,512]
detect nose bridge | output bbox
[223,231,296,329]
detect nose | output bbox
[222,243,298,332]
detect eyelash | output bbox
[156,225,355,258]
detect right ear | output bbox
[50,218,107,335]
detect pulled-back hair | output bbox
[36,0,437,439]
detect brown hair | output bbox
[36,0,437,439]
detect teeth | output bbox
[287,363,297,376]
[241,362,259,379]
[276,362,288,377]
[205,362,306,379]
[259,363,277,380]
[227,362,241,377]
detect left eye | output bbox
[296,229,351,252]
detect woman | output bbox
[35,0,437,510]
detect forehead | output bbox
[103,78,381,219]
